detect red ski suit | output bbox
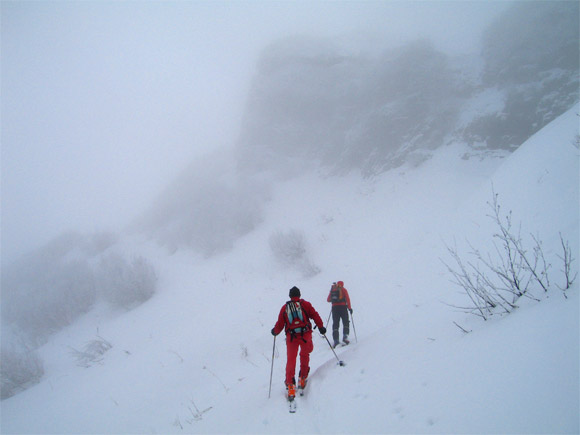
[273,297,324,385]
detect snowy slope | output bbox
[1,105,578,434]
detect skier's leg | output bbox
[341,306,350,338]
[332,308,340,344]
[285,336,299,385]
[298,333,314,379]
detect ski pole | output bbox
[268,335,276,398]
[321,333,345,366]
[350,310,358,343]
[326,308,332,327]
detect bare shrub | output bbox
[269,229,320,277]
[269,230,307,266]
[69,335,113,368]
[96,254,157,310]
[1,340,44,400]
[443,191,576,320]
[1,254,96,344]
[557,233,578,296]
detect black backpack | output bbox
[330,283,343,303]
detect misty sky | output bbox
[1,1,511,265]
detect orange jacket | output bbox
[327,283,352,310]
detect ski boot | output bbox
[298,377,307,396]
[286,383,296,401]
[298,376,308,395]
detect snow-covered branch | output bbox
[443,190,576,319]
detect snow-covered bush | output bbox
[269,229,320,277]
[269,229,306,265]
[1,232,157,345]
[557,234,578,296]
[0,233,157,399]
[1,251,96,344]
[0,340,44,400]
[69,336,113,368]
[96,253,157,310]
[443,192,577,320]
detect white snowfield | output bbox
[2,105,578,434]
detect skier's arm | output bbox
[304,301,324,330]
[344,288,352,311]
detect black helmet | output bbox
[289,286,301,298]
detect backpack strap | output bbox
[286,300,303,323]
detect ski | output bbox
[287,381,306,411]
[333,341,350,349]
[287,383,298,412]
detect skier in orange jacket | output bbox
[327,281,352,347]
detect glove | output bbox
[349,308,353,314]
[271,328,277,336]
[319,326,327,335]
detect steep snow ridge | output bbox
[487,103,579,238]
[1,108,578,433]
[450,103,579,258]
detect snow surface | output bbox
[1,105,578,434]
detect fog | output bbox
[1,1,512,264]
[1,1,578,412]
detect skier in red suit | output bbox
[272,286,325,399]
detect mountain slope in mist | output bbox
[141,1,578,256]
[1,101,577,434]
[236,1,578,175]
